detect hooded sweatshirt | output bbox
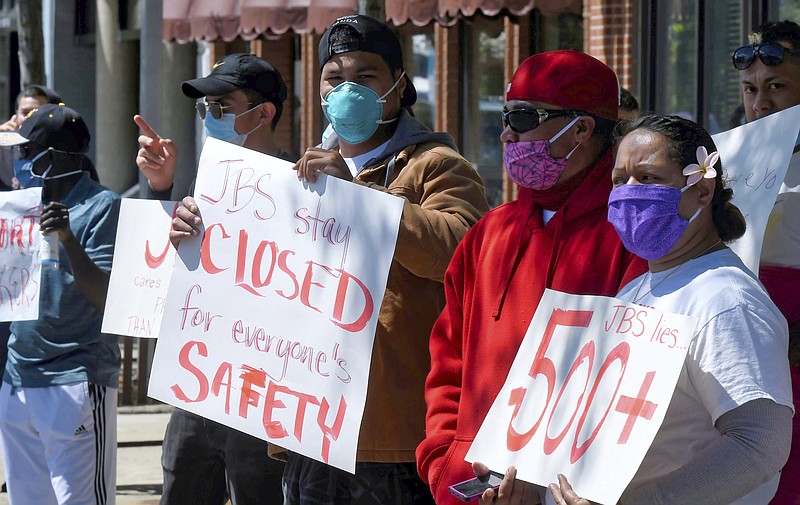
[326,109,490,461]
[416,151,646,503]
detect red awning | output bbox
[163,0,357,42]
[386,0,581,26]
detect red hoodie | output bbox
[416,152,647,504]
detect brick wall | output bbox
[584,0,635,90]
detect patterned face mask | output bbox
[503,117,581,190]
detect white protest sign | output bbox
[148,137,404,473]
[712,104,800,273]
[467,289,697,505]
[0,187,42,322]
[102,199,178,337]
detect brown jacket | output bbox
[343,112,489,461]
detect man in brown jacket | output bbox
[170,14,489,505]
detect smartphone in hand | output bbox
[448,471,504,502]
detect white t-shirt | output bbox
[617,248,793,505]
[342,141,389,178]
[761,149,800,268]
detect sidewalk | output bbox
[0,404,172,505]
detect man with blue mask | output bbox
[286,14,489,505]
[135,53,289,198]
[0,103,120,505]
[735,20,800,503]
[134,53,290,505]
[168,13,489,505]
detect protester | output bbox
[619,87,640,121]
[734,19,800,503]
[476,114,793,505]
[0,84,62,190]
[169,14,489,504]
[0,103,121,505]
[415,50,647,505]
[135,53,290,505]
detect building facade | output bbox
[0,0,794,205]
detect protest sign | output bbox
[712,103,800,273]
[0,187,42,322]
[102,199,178,337]
[148,138,404,473]
[467,289,697,505]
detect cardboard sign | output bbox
[467,289,697,505]
[148,138,404,473]
[712,104,800,273]
[0,187,42,322]
[102,199,179,337]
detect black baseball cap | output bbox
[0,103,90,153]
[319,14,417,107]
[182,53,288,105]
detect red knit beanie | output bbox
[506,50,620,121]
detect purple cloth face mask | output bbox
[607,183,700,260]
[503,117,581,190]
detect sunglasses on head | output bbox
[195,101,261,120]
[501,108,580,133]
[732,42,798,70]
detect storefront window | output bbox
[643,0,797,132]
[705,0,745,132]
[772,0,800,20]
[461,16,506,207]
[656,0,698,120]
[410,31,435,130]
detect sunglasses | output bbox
[732,42,798,70]
[501,108,580,133]
[195,101,260,120]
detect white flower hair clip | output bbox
[682,146,719,187]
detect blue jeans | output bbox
[160,408,283,505]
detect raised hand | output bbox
[134,114,178,192]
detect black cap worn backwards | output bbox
[182,53,288,105]
[318,14,417,107]
[0,103,90,153]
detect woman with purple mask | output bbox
[478,115,793,505]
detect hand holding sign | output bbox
[294,147,353,183]
[467,290,697,505]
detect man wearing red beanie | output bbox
[415,49,647,505]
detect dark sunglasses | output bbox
[501,108,579,133]
[195,101,261,120]
[732,42,798,70]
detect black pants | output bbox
[160,408,284,505]
[283,451,435,505]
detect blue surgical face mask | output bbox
[13,150,48,189]
[321,72,405,144]
[203,104,262,146]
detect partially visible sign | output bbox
[467,289,697,505]
[0,187,42,322]
[102,199,178,337]
[713,104,800,273]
